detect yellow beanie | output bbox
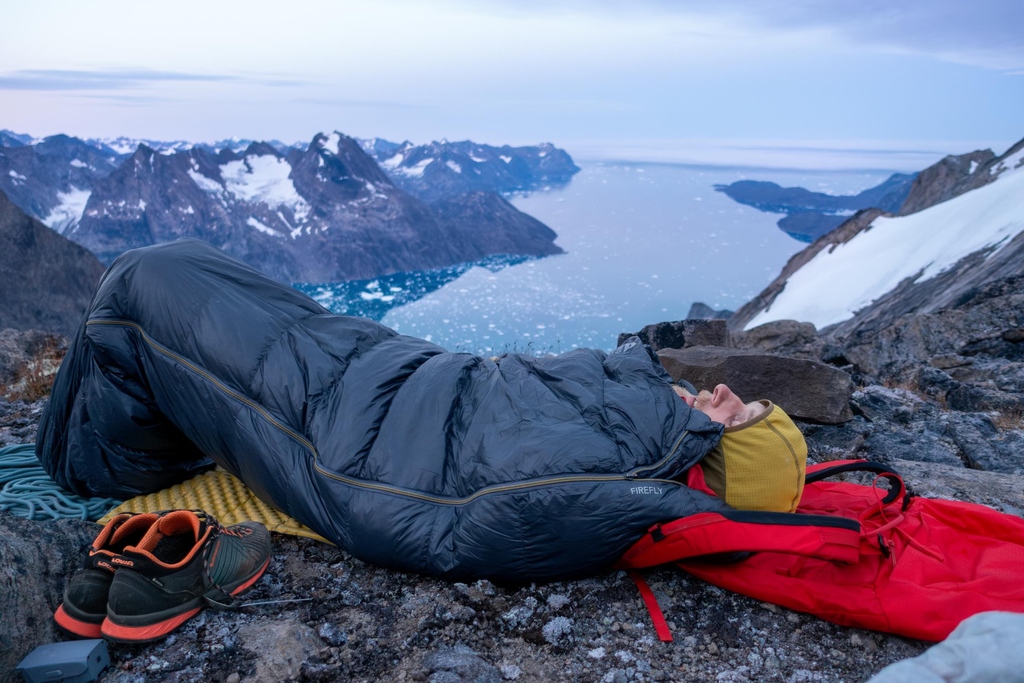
[700,401,807,512]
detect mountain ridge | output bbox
[1,129,573,283]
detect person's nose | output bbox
[713,384,740,408]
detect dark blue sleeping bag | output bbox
[37,239,728,580]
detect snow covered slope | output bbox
[744,142,1024,330]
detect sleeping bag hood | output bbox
[37,239,730,581]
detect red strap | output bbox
[628,571,673,642]
[806,458,868,474]
[616,512,861,569]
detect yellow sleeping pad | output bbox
[98,468,330,543]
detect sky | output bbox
[2,0,1022,170]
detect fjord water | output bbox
[307,162,892,354]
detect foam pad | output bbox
[98,468,329,543]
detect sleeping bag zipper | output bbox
[87,318,694,507]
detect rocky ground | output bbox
[4,323,1024,683]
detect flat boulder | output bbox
[617,319,728,351]
[732,319,825,360]
[658,346,854,424]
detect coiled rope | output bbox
[0,443,121,521]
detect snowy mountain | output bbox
[731,137,1024,333]
[360,138,579,202]
[0,134,122,234]
[67,132,562,283]
[86,136,302,157]
[0,129,573,282]
[0,130,34,147]
[0,129,576,244]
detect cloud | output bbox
[474,0,1024,71]
[0,69,299,91]
[733,0,1024,71]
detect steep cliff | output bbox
[0,189,105,334]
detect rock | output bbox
[0,190,105,336]
[946,383,1024,414]
[617,319,728,351]
[686,302,733,320]
[860,420,964,468]
[236,621,324,683]
[731,320,824,360]
[1003,328,1024,343]
[422,645,502,683]
[0,514,95,681]
[817,386,1024,474]
[658,346,853,423]
[888,459,1024,517]
[897,149,998,216]
[945,416,1024,475]
[0,329,66,386]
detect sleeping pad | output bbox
[36,239,729,581]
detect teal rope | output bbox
[0,443,122,521]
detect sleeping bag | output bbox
[36,239,729,581]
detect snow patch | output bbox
[69,159,89,169]
[445,160,462,173]
[500,155,512,163]
[381,153,404,170]
[396,158,433,178]
[324,132,342,155]
[100,137,142,155]
[220,154,311,221]
[41,187,91,234]
[747,162,1024,330]
[969,160,979,174]
[188,169,223,194]
[246,216,283,238]
[8,170,26,181]
[989,148,1024,177]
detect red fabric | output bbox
[628,571,673,642]
[616,512,860,568]
[681,472,1024,641]
[684,463,716,496]
[622,460,1024,642]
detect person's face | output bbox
[677,384,767,427]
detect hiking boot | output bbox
[100,510,271,643]
[55,512,161,638]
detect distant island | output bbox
[714,173,916,242]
